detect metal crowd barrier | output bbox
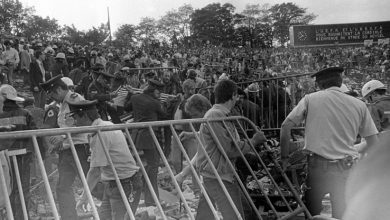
[0,116,311,220]
[236,72,313,130]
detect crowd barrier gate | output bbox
[199,72,312,131]
[0,116,311,220]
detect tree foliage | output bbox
[191,3,236,46]
[60,23,109,45]
[84,23,110,45]
[269,2,316,46]
[23,15,61,40]
[61,24,86,45]
[1,1,318,48]
[136,17,158,42]
[113,24,137,48]
[0,0,33,35]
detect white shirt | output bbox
[89,118,139,180]
[3,47,19,65]
[286,87,378,159]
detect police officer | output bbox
[40,74,90,220]
[362,79,390,131]
[75,63,104,97]
[87,67,118,122]
[124,79,167,206]
[280,67,379,218]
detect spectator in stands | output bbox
[195,79,267,220]
[20,44,31,85]
[29,50,47,109]
[52,52,69,77]
[3,40,19,86]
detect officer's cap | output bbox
[68,100,98,114]
[311,67,344,80]
[144,71,155,78]
[148,79,164,90]
[40,74,64,92]
[91,63,105,73]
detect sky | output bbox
[20,0,390,33]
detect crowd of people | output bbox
[0,36,390,220]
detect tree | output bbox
[23,15,61,41]
[61,24,86,45]
[136,17,158,47]
[269,2,316,46]
[84,23,110,45]
[0,0,33,35]
[157,4,193,46]
[239,3,272,48]
[190,3,236,46]
[113,24,137,48]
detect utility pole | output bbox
[107,7,112,44]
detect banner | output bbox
[289,21,390,47]
[378,38,390,45]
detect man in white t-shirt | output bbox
[70,100,142,220]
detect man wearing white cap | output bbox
[0,84,42,220]
[361,79,390,131]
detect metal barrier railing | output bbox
[0,116,311,220]
[236,72,313,129]
[198,72,312,130]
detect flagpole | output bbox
[107,6,112,43]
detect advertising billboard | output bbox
[289,21,390,47]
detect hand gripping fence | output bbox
[0,116,311,220]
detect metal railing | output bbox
[199,72,313,130]
[0,116,311,220]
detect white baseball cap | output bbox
[55,52,66,59]
[0,84,25,102]
[61,77,74,86]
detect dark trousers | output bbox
[56,145,90,220]
[5,65,14,86]
[10,152,32,220]
[195,177,245,220]
[141,148,160,206]
[33,90,47,109]
[304,155,350,219]
[98,172,143,220]
[21,69,30,85]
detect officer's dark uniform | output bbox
[124,79,167,206]
[87,71,120,123]
[75,64,104,97]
